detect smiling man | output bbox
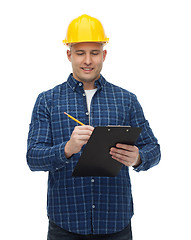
[27,14,161,240]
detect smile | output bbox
[81,67,94,72]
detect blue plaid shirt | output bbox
[27,74,161,235]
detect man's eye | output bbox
[76,53,84,55]
[92,52,99,55]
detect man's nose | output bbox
[84,53,92,65]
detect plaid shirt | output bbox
[27,74,161,235]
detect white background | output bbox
[0,0,191,239]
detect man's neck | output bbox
[83,82,97,90]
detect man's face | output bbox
[67,42,107,89]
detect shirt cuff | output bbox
[53,142,81,172]
[133,150,146,172]
[53,142,69,171]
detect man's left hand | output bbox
[110,143,141,167]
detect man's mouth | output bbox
[81,67,94,72]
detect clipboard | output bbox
[72,126,142,177]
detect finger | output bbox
[111,155,132,166]
[75,130,93,136]
[76,125,94,131]
[75,134,92,141]
[110,148,136,159]
[110,150,130,161]
[116,144,137,152]
[110,147,129,157]
[79,139,89,145]
[112,153,136,166]
[86,125,94,131]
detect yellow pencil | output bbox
[64,112,85,126]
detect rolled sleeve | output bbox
[27,93,69,172]
[129,94,161,172]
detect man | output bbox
[27,14,161,240]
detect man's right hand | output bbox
[64,125,94,159]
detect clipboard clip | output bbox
[107,126,130,132]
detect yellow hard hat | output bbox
[63,14,109,45]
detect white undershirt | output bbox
[84,89,97,113]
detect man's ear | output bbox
[103,50,107,62]
[67,50,72,62]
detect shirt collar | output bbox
[67,73,106,92]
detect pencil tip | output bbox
[64,112,67,115]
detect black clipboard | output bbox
[72,126,142,177]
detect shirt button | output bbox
[86,112,89,115]
[83,93,86,97]
[79,83,82,86]
[91,179,95,183]
[92,205,95,209]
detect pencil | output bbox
[64,112,85,126]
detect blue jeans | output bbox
[47,220,132,240]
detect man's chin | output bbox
[73,72,100,83]
[79,75,99,83]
